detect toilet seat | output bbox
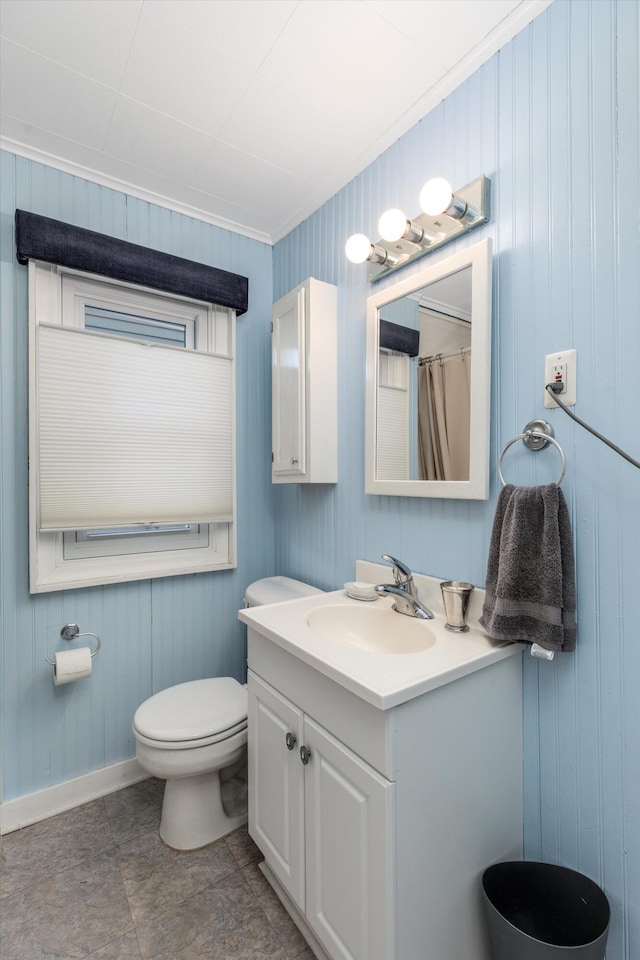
[133,677,247,749]
[133,718,247,751]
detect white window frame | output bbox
[28,261,236,593]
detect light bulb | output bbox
[345,233,373,264]
[377,208,409,242]
[419,178,454,216]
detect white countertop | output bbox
[239,562,523,710]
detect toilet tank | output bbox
[244,575,324,608]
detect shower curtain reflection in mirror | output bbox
[418,348,471,480]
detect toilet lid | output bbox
[244,575,324,607]
[133,677,247,743]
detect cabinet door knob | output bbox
[290,457,299,465]
[299,745,311,765]
[285,732,296,751]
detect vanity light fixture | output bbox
[345,233,399,266]
[377,209,425,245]
[346,174,490,281]
[418,177,480,221]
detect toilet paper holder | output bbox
[45,623,101,664]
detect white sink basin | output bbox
[305,603,437,655]
[239,563,522,709]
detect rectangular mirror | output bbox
[365,237,492,499]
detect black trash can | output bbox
[482,861,610,960]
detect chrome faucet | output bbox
[375,555,435,620]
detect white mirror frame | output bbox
[365,237,492,499]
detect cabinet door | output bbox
[247,670,305,908]
[272,286,306,477]
[303,716,396,960]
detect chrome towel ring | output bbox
[498,419,566,487]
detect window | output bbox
[29,262,236,593]
[377,349,411,480]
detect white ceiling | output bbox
[0,0,551,243]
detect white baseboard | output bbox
[0,758,149,835]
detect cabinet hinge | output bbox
[271,452,274,463]
[270,321,273,333]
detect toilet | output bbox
[132,576,324,850]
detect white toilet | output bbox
[133,576,324,850]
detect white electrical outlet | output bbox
[544,349,577,407]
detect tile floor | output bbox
[0,778,317,960]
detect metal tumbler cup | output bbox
[440,581,474,632]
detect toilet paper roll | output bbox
[53,647,92,685]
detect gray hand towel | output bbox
[479,483,576,652]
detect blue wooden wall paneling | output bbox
[0,152,276,803]
[615,1,640,951]
[271,3,639,956]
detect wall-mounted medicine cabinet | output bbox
[272,277,337,484]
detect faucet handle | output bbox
[381,554,412,586]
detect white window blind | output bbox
[37,323,233,532]
[377,384,410,481]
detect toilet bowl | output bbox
[133,576,324,850]
[133,677,248,850]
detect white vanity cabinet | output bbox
[248,670,394,960]
[271,277,337,484]
[244,619,523,960]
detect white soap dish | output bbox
[344,581,378,602]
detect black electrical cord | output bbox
[545,383,640,470]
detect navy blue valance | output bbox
[379,318,419,357]
[15,209,248,315]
